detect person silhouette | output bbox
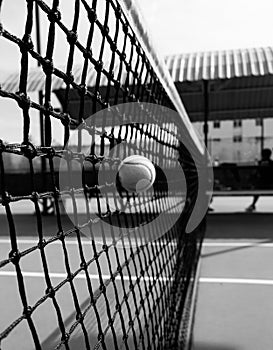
[246,148,273,212]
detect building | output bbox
[193,118,273,164]
[165,47,273,165]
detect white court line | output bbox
[3,271,273,286]
[2,270,272,286]
[0,238,176,247]
[2,239,273,255]
[203,242,273,248]
[2,239,273,247]
[200,277,273,286]
[2,239,273,248]
[0,238,113,246]
[0,270,172,283]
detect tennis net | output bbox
[0,0,206,349]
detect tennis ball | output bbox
[117,155,156,193]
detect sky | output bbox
[1,0,273,143]
[136,0,273,55]
[1,0,273,70]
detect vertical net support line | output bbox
[162,142,201,349]
[0,0,207,349]
[179,219,206,350]
[35,2,50,215]
[175,145,205,349]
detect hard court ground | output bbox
[192,196,273,350]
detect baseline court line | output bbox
[200,277,273,286]
[0,270,173,283]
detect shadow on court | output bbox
[206,213,273,239]
[201,238,273,259]
[0,214,74,237]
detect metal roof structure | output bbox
[1,63,144,93]
[165,47,273,81]
[165,47,273,122]
[2,46,273,126]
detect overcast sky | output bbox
[2,0,273,68]
[136,0,273,55]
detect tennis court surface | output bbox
[0,210,204,350]
[192,213,273,350]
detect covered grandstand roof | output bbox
[165,47,273,122]
[2,46,273,123]
[165,46,273,82]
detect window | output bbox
[233,120,242,128]
[233,135,242,143]
[255,119,262,126]
[213,120,220,128]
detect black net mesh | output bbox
[0,1,205,349]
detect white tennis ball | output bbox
[118,155,156,193]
